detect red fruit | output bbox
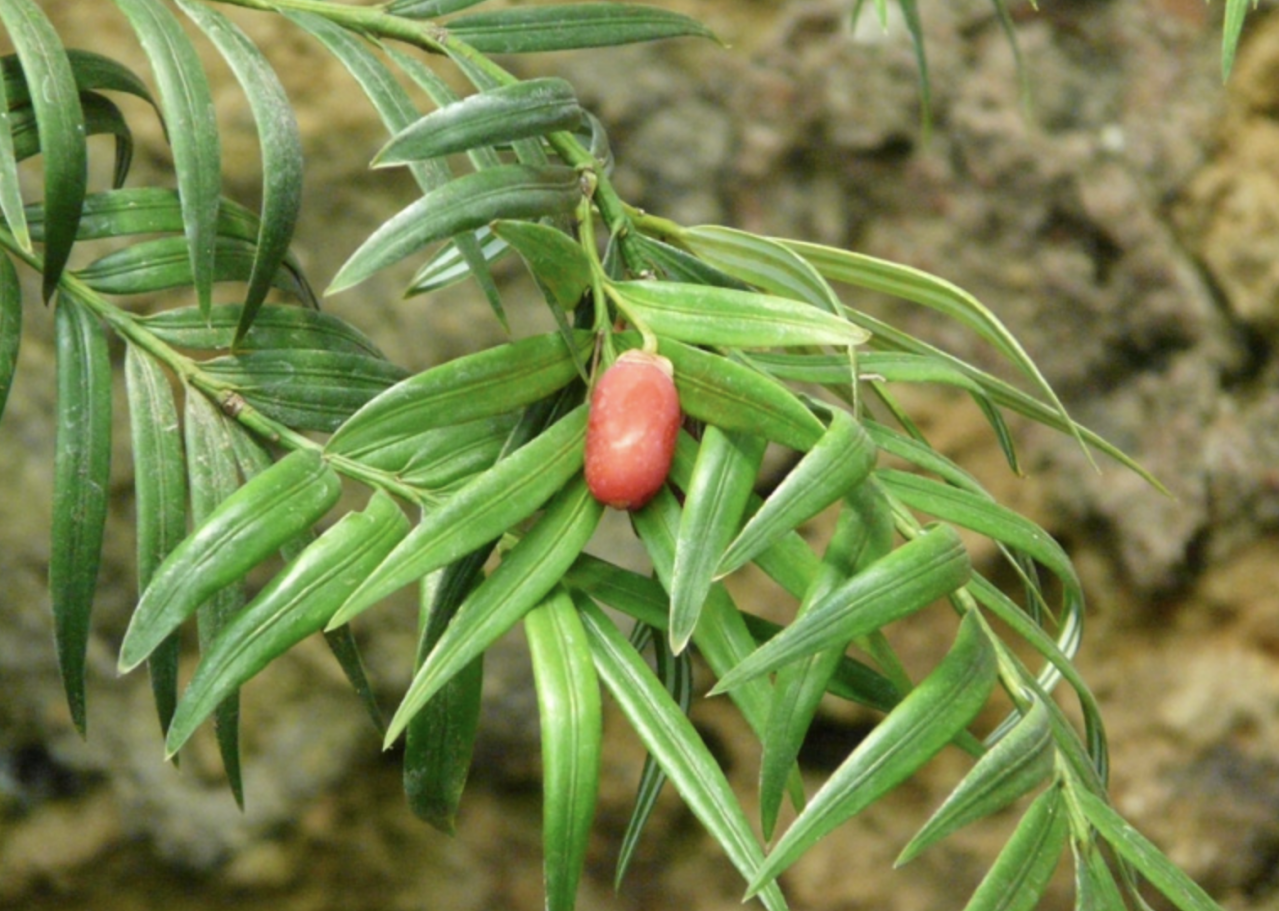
[585,350,681,510]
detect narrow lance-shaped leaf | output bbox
[746,610,998,896]
[50,294,112,734]
[717,408,877,579]
[679,224,843,314]
[0,0,86,297]
[374,78,582,167]
[165,491,410,757]
[1072,787,1223,911]
[405,550,489,833]
[407,229,510,296]
[445,3,720,53]
[895,0,934,137]
[200,349,408,434]
[142,303,384,357]
[285,13,450,202]
[329,405,589,629]
[783,237,1088,461]
[387,0,488,17]
[633,475,807,811]
[383,476,603,747]
[491,219,592,373]
[758,482,894,839]
[125,346,187,739]
[897,698,1055,866]
[612,280,869,349]
[328,164,581,295]
[7,92,133,188]
[77,235,310,300]
[184,391,248,804]
[0,59,29,252]
[669,427,765,654]
[175,0,304,341]
[1221,0,1256,81]
[575,595,789,911]
[0,253,20,424]
[711,523,972,695]
[960,786,1069,911]
[615,627,691,890]
[113,0,221,317]
[564,552,902,716]
[118,448,342,673]
[525,588,602,911]
[325,330,590,460]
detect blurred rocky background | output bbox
[5,0,1279,908]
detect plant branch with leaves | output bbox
[0,1,1256,910]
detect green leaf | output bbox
[388,0,488,17]
[445,4,719,54]
[25,186,244,241]
[184,390,248,804]
[747,610,997,895]
[329,405,588,629]
[113,0,221,318]
[125,346,188,739]
[632,483,805,820]
[383,475,603,746]
[863,312,1165,491]
[877,468,1084,635]
[3,47,159,110]
[717,408,877,579]
[783,238,1088,462]
[49,294,111,734]
[118,448,342,673]
[1072,787,1223,911]
[896,0,934,138]
[406,228,510,296]
[405,552,488,832]
[328,164,581,295]
[374,78,582,167]
[166,492,410,757]
[669,427,765,653]
[491,219,592,312]
[356,413,516,487]
[1073,835,1128,911]
[757,483,895,838]
[564,552,902,715]
[201,349,408,433]
[628,233,752,290]
[575,595,788,911]
[0,60,29,252]
[525,587,602,911]
[614,334,825,451]
[0,253,20,425]
[77,235,311,300]
[491,219,591,372]
[680,225,843,314]
[7,92,133,189]
[614,627,690,889]
[380,42,494,176]
[0,0,86,298]
[612,280,869,349]
[898,698,1055,865]
[711,523,972,695]
[962,786,1069,911]
[141,303,383,357]
[325,330,590,461]
[967,574,1108,783]
[175,0,303,342]
[1221,0,1256,81]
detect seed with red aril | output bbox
[584,350,681,510]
